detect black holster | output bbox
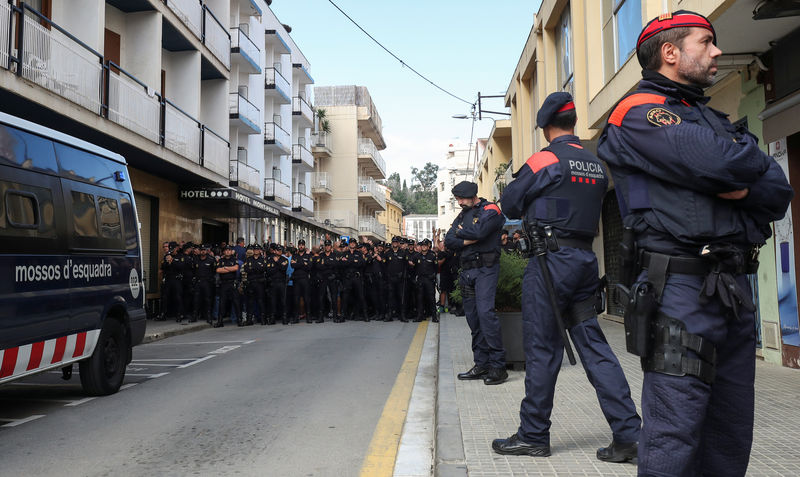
[623,281,657,357]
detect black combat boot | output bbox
[484,367,508,385]
[457,365,488,380]
[596,440,637,463]
[492,434,551,457]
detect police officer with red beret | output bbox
[598,11,793,476]
[494,92,641,461]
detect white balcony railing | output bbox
[21,13,103,115]
[0,1,10,69]
[358,176,386,209]
[359,216,386,239]
[165,100,201,163]
[358,138,387,178]
[230,159,260,195]
[166,0,202,40]
[315,211,356,230]
[292,192,313,213]
[203,128,229,178]
[264,177,291,204]
[265,66,291,100]
[107,69,160,144]
[310,172,332,195]
[203,6,230,68]
[229,92,260,131]
[292,96,313,123]
[264,121,291,151]
[292,142,313,168]
[311,131,331,149]
[231,26,259,70]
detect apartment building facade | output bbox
[474,119,512,202]
[312,85,388,243]
[376,184,404,240]
[0,1,337,308]
[404,214,437,242]
[436,143,474,231]
[502,0,800,367]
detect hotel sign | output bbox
[179,187,279,217]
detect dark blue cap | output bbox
[536,92,575,128]
[451,180,478,198]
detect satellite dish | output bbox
[324,219,331,225]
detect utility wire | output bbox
[326,0,475,106]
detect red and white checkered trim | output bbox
[0,330,101,384]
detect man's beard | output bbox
[679,53,716,88]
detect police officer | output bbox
[494,92,641,460]
[179,243,195,322]
[193,244,216,323]
[290,240,313,323]
[159,243,183,321]
[361,242,384,321]
[339,239,368,322]
[265,243,289,325]
[409,238,438,322]
[384,236,408,322]
[215,245,240,328]
[597,11,793,476]
[315,239,342,322]
[242,244,268,325]
[444,181,507,385]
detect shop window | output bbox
[602,0,642,81]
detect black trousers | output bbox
[247,280,266,323]
[293,277,311,319]
[386,277,406,319]
[162,278,183,317]
[416,277,436,320]
[267,280,286,321]
[182,279,194,317]
[364,274,385,317]
[218,281,240,322]
[341,274,367,320]
[193,279,214,321]
[318,276,340,319]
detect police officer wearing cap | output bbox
[265,243,290,325]
[242,244,268,325]
[495,92,641,460]
[409,238,438,322]
[444,180,507,385]
[315,239,341,322]
[291,239,313,323]
[384,236,408,322]
[598,11,793,476]
[179,243,196,322]
[215,245,240,327]
[159,242,183,321]
[339,238,369,322]
[362,242,385,321]
[193,244,216,323]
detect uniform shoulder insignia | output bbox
[608,93,667,127]
[483,203,501,215]
[646,107,681,127]
[525,151,559,174]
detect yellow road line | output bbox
[360,321,429,477]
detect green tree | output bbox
[410,162,439,194]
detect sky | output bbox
[270,0,543,183]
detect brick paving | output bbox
[438,314,800,476]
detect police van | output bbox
[0,111,145,395]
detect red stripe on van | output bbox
[1,348,18,378]
[27,341,45,370]
[73,332,87,358]
[51,336,67,364]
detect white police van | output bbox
[0,112,145,395]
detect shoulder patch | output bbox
[646,107,681,127]
[483,203,501,214]
[608,93,667,127]
[525,151,559,174]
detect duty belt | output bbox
[640,251,711,275]
[556,237,593,251]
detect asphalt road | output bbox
[0,321,419,477]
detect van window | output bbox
[55,143,118,187]
[6,191,38,227]
[0,179,57,239]
[0,124,58,173]
[71,190,99,238]
[120,195,138,254]
[97,196,121,240]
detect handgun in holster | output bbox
[623,281,657,357]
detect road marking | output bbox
[4,382,68,387]
[120,383,138,391]
[147,340,252,346]
[177,355,215,368]
[242,340,256,345]
[209,345,241,354]
[131,358,200,361]
[359,321,428,477]
[1,415,45,427]
[64,397,95,407]
[127,363,184,367]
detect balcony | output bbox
[18,9,103,115]
[264,177,291,207]
[292,192,314,216]
[265,29,291,55]
[358,138,387,180]
[165,0,202,40]
[359,216,386,241]
[264,119,291,154]
[265,66,291,104]
[203,5,230,68]
[292,140,313,169]
[231,26,260,74]
[316,86,385,149]
[107,64,161,144]
[358,176,386,211]
[229,92,260,134]
[292,96,313,127]
[315,211,356,232]
[311,131,332,158]
[165,100,201,164]
[203,127,230,178]
[293,62,314,85]
[230,154,260,195]
[236,0,262,17]
[310,172,332,198]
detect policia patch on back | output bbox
[646,107,681,127]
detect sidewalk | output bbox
[434,314,800,477]
[141,318,210,343]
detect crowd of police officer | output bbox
[155,235,455,328]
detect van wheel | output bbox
[79,319,127,396]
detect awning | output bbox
[179,187,280,218]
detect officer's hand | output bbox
[458,225,463,229]
[717,188,749,200]
[463,239,477,246]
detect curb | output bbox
[141,321,210,344]
[434,316,468,477]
